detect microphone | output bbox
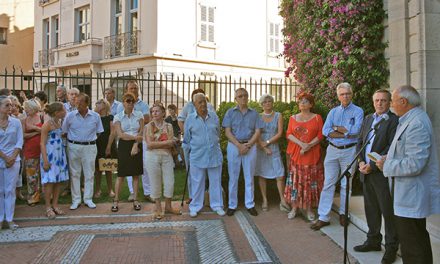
[373,113,389,130]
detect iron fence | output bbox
[0,66,300,109]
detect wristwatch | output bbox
[266,140,270,145]
[332,126,338,132]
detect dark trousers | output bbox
[362,174,398,251]
[394,216,433,264]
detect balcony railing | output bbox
[104,31,140,59]
[38,49,54,68]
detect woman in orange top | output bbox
[285,92,324,221]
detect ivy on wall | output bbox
[281,0,388,112]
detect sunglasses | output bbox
[125,99,135,104]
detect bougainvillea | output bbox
[281,0,388,112]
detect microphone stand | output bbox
[336,126,378,264]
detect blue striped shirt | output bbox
[322,103,364,146]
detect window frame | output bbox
[198,3,216,48]
[0,27,7,45]
[75,5,91,43]
[51,15,59,48]
[268,22,281,56]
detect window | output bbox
[76,6,91,42]
[0,27,7,44]
[51,16,59,48]
[43,19,50,50]
[200,5,215,43]
[114,0,122,35]
[269,22,281,54]
[129,0,138,32]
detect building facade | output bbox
[33,0,289,105]
[0,0,34,90]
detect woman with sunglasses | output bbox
[93,99,116,199]
[112,92,144,212]
[285,92,324,221]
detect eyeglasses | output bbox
[299,99,310,104]
[124,99,135,104]
[236,94,248,98]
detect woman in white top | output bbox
[0,95,24,229]
[112,92,144,212]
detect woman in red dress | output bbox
[285,93,324,221]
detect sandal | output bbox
[133,200,141,211]
[111,200,119,212]
[287,208,297,220]
[46,208,56,220]
[279,202,291,213]
[164,208,182,215]
[94,190,102,199]
[153,211,163,220]
[262,201,268,212]
[52,207,65,215]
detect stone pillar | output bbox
[387,0,440,157]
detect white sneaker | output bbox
[7,221,19,230]
[128,193,135,202]
[189,211,198,218]
[215,208,226,216]
[70,202,81,210]
[84,200,96,209]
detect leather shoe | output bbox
[353,242,381,252]
[339,214,350,227]
[381,250,397,264]
[247,207,258,216]
[226,208,236,216]
[310,220,330,230]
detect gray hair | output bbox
[259,94,274,105]
[56,85,67,93]
[193,93,207,102]
[68,87,80,94]
[0,95,9,106]
[24,99,41,113]
[395,85,421,107]
[336,82,353,94]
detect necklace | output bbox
[153,121,165,130]
[262,111,274,116]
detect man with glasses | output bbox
[116,80,153,203]
[311,82,364,230]
[222,88,263,216]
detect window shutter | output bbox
[208,7,214,23]
[201,24,207,41]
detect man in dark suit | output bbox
[353,89,399,264]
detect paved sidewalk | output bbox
[0,201,358,264]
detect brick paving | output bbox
[0,202,356,263]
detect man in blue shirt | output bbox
[105,88,122,117]
[311,82,364,230]
[222,88,263,216]
[184,93,225,217]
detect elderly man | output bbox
[64,88,79,112]
[311,82,364,230]
[116,80,153,203]
[353,89,399,264]
[105,88,121,116]
[56,85,67,103]
[184,93,225,217]
[377,85,440,264]
[222,88,262,216]
[62,93,103,209]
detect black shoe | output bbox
[353,242,382,252]
[339,214,350,227]
[226,208,236,216]
[381,250,397,264]
[247,207,258,216]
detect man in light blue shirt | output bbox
[63,88,79,112]
[62,93,104,210]
[311,82,364,230]
[105,88,122,117]
[222,88,263,217]
[115,80,152,203]
[184,93,225,217]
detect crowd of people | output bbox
[0,81,439,264]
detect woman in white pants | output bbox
[0,95,23,229]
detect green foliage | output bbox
[281,0,388,114]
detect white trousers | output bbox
[318,145,356,222]
[189,165,223,213]
[145,151,175,199]
[67,143,97,204]
[227,142,257,209]
[0,161,20,222]
[126,141,151,195]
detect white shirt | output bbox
[62,109,104,142]
[0,116,23,168]
[113,110,143,136]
